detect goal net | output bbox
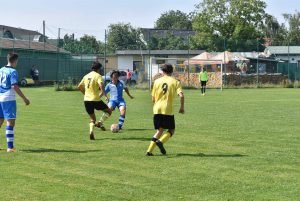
[148,57,223,90]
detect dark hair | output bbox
[91,62,102,71]
[110,70,121,78]
[160,64,173,74]
[7,52,18,63]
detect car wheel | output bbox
[20,79,27,87]
[130,80,137,85]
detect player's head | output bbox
[91,62,102,73]
[160,64,173,75]
[110,70,121,83]
[7,52,19,67]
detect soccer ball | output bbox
[110,124,119,133]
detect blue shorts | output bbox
[0,101,17,119]
[108,100,126,110]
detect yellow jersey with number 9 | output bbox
[78,71,103,101]
[152,75,183,115]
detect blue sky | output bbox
[0,0,298,40]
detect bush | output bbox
[54,78,79,91]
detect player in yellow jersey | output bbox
[78,62,112,140]
[146,64,185,156]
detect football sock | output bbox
[99,112,110,123]
[6,126,14,149]
[118,115,125,129]
[201,87,203,94]
[159,132,172,144]
[204,87,206,93]
[147,137,157,153]
[89,122,95,133]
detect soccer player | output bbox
[199,67,208,96]
[99,70,134,130]
[78,62,111,140]
[146,64,184,156]
[0,52,30,152]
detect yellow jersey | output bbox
[152,75,183,115]
[78,71,103,101]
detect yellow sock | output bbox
[89,122,95,133]
[147,139,157,153]
[159,132,171,144]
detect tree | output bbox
[283,11,300,45]
[192,0,267,51]
[63,34,105,54]
[155,10,192,30]
[107,23,145,52]
[261,14,287,46]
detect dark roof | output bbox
[0,38,69,54]
[0,25,41,36]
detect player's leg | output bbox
[201,81,204,95]
[84,101,96,140]
[118,102,126,129]
[146,128,164,156]
[155,115,175,155]
[3,101,17,152]
[96,101,112,131]
[203,81,207,94]
[6,119,16,152]
[98,101,114,125]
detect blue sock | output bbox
[118,115,125,129]
[6,126,14,149]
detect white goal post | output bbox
[148,57,224,91]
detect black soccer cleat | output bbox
[95,121,106,131]
[146,152,154,156]
[90,132,95,140]
[156,140,166,155]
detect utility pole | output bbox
[56,28,61,81]
[43,20,46,51]
[104,29,107,76]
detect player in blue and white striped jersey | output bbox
[98,70,134,130]
[0,53,30,152]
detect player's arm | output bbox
[177,82,184,114]
[99,81,109,101]
[10,71,30,105]
[178,92,184,114]
[151,82,156,103]
[12,85,30,105]
[78,79,85,94]
[124,87,134,99]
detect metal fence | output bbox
[1,31,300,88]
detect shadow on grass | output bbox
[125,128,152,131]
[96,137,150,142]
[22,148,101,153]
[175,153,247,158]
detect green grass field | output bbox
[0,87,299,201]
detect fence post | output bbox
[288,42,290,81]
[187,33,190,87]
[256,38,259,86]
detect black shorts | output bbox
[201,81,207,86]
[84,101,108,115]
[153,114,175,130]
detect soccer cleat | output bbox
[146,152,154,156]
[95,121,106,131]
[89,132,95,140]
[7,148,16,153]
[156,140,166,155]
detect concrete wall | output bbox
[118,56,133,71]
